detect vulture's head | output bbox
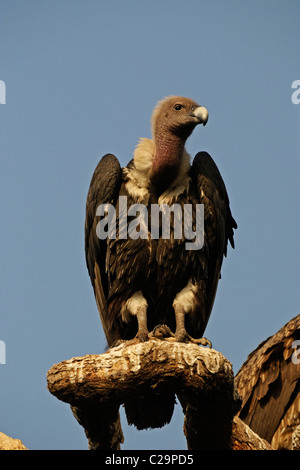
[151,95,208,141]
[149,96,208,193]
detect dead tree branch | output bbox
[46,338,269,450]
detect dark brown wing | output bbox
[85,154,122,344]
[191,151,237,323]
[235,314,300,449]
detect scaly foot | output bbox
[136,327,149,342]
[151,324,175,339]
[175,328,212,348]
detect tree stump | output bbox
[46,337,269,450]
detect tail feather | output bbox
[124,393,176,430]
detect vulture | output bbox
[85,96,237,429]
[236,314,300,450]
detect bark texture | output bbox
[0,432,28,450]
[46,337,271,450]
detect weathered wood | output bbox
[0,432,28,451]
[47,337,242,450]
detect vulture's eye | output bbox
[174,104,183,111]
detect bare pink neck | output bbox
[150,131,186,193]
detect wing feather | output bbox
[191,151,237,320]
[236,314,300,448]
[85,154,122,342]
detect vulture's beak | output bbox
[190,106,209,126]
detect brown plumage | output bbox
[85,96,236,429]
[235,314,300,449]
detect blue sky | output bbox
[1,0,299,450]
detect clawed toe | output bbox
[175,329,212,348]
[136,328,149,342]
[152,324,175,339]
[175,328,190,343]
[190,336,212,348]
[110,338,127,348]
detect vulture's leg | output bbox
[122,291,149,342]
[173,305,189,342]
[172,283,212,347]
[151,324,175,339]
[135,303,149,342]
[173,282,196,342]
[173,305,211,347]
